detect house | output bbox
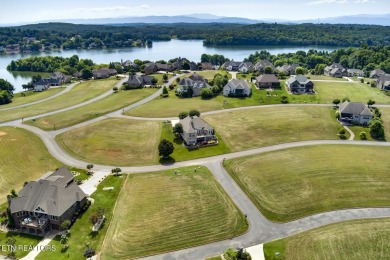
[127,74,153,88]
[338,101,373,125]
[179,116,217,146]
[275,63,299,75]
[33,79,50,92]
[222,60,243,71]
[253,60,274,74]
[377,74,390,90]
[324,63,348,78]
[223,79,252,97]
[177,73,211,97]
[189,61,199,71]
[8,167,87,236]
[347,69,364,77]
[92,68,117,79]
[144,63,158,75]
[49,72,70,86]
[121,60,140,72]
[255,74,281,89]
[286,75,314,94]
[5,44,20,54]
[238,62,254,73]
[201,63,215,70]
[155,63,173,72]
[370,69,385,79]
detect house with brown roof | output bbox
[255,74,281,89]
[179,116,217,146]
[8,167,87,236]
[92,68,117,79]
[338,101,373,125]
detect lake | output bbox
[0,39,340,92]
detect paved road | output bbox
[0,82,79,112]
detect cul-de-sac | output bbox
[1,1,390,260]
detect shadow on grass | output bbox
[159,156,176,165]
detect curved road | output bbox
[2,74,390,259]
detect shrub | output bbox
[338,128,346,135]
[335,111,340,119]
[339,134,347,140]
[359,131,367,140]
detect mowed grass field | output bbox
[315,81,390,104]
[224,145,390,222]
[36,176,125,260]
[204,106,341,151]
[264,218,390,260]
[0,88,65,109]
[0,127,63,204]
[381,107,390,139]
[101,166,248,259]
[24,88,156,130]
[56,118,160,166]
[0,79,117,123]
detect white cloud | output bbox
[140,5,150,9]
[354,0,376,3]
[307,0,348,5]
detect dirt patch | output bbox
[41,120,50,125]
[0,132,7,137]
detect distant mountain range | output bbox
[3,13,390,26]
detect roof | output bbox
[370,69,385,77]
[286,75,312,85]
[127,74,152,86]
[275,63,299,73]
[180,116,213,134]
[378,74,390,84]
[339,101,373,116]
[254,60,274,70]
[10,167,86,217]
[256,74,280,83]
[224,79,251,91]
[179,73,210,89]
[347,69,364,74]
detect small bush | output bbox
[339,134,347,139]
[338,128,346,135]
[359,131,367,140]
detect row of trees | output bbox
[0,79,15,105]
[245,45,390,75]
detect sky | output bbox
[1,0,389,24]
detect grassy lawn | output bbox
[150,73,172,84]
[236,73,252,80]
[264,218,390,260]
[206,257,223,260]
[381,107,390,140]
[224,145,390,222]
[56,118,160,166]
[315,81,390,104]
[204,107,341,151]
[36,175,125,260]
[348,126,375,141]
[306,75,347,81]
[101,166,248,259]
[0,232,42,259]
[24,88,156,130]
[160,122,231,163]
[0,126,63,204]
[0,88,65,109]
[0,79,117,123]
[196,70,232,81]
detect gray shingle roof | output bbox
[339,101,373,116]
[286,75,311,85]
[10,167,86,217]
[224,79,251,91]
[180,116,213,134]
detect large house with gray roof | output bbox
[8,167,87,236]
[370,69,385,79]
[286,75,314,94]
[177,73,211,97]
[376,74,390,91]
[33,72,70,92]
[253,60,274,74]
[127,74,153,88]
[324,63,348,78]
[338,101,373,125]
[179,116,217,146]
[275,63,299,76]
[223,79,251,97]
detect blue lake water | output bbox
[0,39,341,92]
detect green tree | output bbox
[10,189,18,198]
[295,66,305,75]
[359,131,367,140]
[178,112,188,119]
[332,99,341,106]
[189,109,200,117]
[369,117,385,139]
[6,238,16,259]
[161,86,169,97]
[111,167,122,176]
[162,73,168,81]
[201,88,213,99]
[264,66,273,74]
[86,164,94,172]
[61,220,71,230]
[81,68,92,79]
[89,213,98,225]
[158,139,174,158]
[367,99,375,108]
[172,123,183,137]
[224,248,238,260]
[113,86,118,93]
[151,77,158,85]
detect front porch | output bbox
[19,217,51,237]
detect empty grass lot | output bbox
[203,106,341,151]
[264,218,390,260]
[160,122,231,162]
[0,88,65,109]
[101,167,248,259]
[224,145,390,222]
[56,118,160,166]
[0,79,117,123]
[36,175,125,260]
[306,75,347,81]
[315,81,390,104]
[24,88,156,130]
[0,127,63,205]
[381,107,390,139]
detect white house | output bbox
[179,116,216,146]
[33,79,50,92]
[338,101,373,125]
[223,79,251,97]
[238,62,254,73]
